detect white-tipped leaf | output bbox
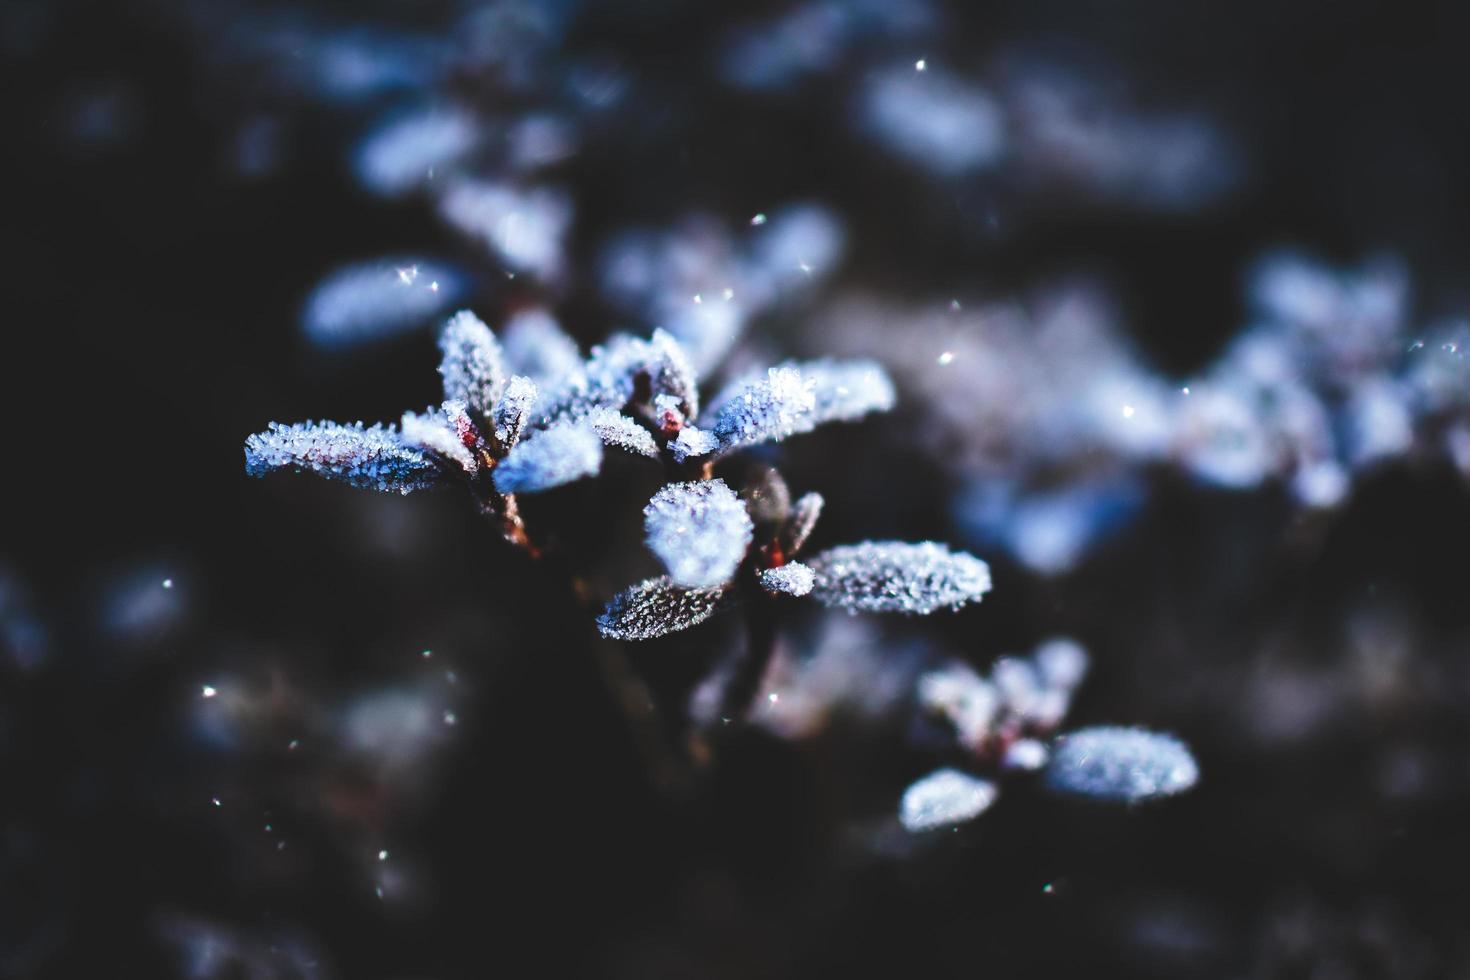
[804,541,991,615]
[400,401,478,474]
[710,366,817,454]
[491,375,537,452]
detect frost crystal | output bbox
[759,562,815,597]
[596,577,731,641]
[710,366,816,454]
[783,492,824,554]
[805,542,991,615]
[400,401,477,473]
[789,358,897,426]
[643,479,754,588]
[899,768,998,832]
[588,408,659,458]
[491,375,537,451]
[438,310,505,417]
[491,423,602,494]
[245,421,443,495]
[669,426,718,463]
[1044,726,1199,802]
[302,257,463,347]
[539,330,698,428]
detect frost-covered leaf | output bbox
[245,421,444,495]
[1034,638,1089,691]
[805,542,991,615]
[500,308,582,384]
[596,576,732,641]
[899,768,998,832]
[302,258,463,348]
[438,310,505,416]
[438,179,572,280]
[643,479,753,588]
[918,662,997,751]
[491,375,537,452]
[1002,739,1050,772]
[1044,726,1199,802]
[491,423,602,494]
[782,491,824,555]
[710,366,816,454]
[669,425,718,463]
[538,330,699,428]
[400,401,478,474]
[588,408,659,458]
[789,358,896,426]
[759,562,814,597]
[354,106,478,197]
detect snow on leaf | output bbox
[244,421,444,495]
[491,375,537,452]
[918,661,998,752]
[710,366,816,454]
[899,768,998,832]
[643,479,754,588]
[588,408,659,458]
[354,106,479,197]
[596,576,732,641]
[538,330,699,428]
[438,179,572,281]
[788,358,896,426]
[804,541,991,615]
[400,401,477,473]
[438,310,505,417]
[782,491,824,555]
[1044,726,1199,803]
[491,423,602,494]
[758,562,814,597]
[669,425,718,463]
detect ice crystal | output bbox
[643,480,754,588]
[245,421,444,495]
[491,375,537,451]
[899,768,998,832]
[596,576,732,641]
[437,310,505,418]
[759,562,815,597]
[302,257,463,347]
[805,541,991,615]
[1044,726,1199,802]
[588,408,660,458]
[669,426,718,463]
[710,366,817,454]
[539,329,698,428]
[400,402,477,474]
[491,423,602,494]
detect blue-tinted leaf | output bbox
[1044,726,1199,802]
[438,310,505,418]
[644,479,753,588]
[245,421,444,495]
[804,541,991,615]
[492,423,602,494]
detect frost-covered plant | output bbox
[898,638,1198,832]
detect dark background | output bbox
[3,1,1470,976]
